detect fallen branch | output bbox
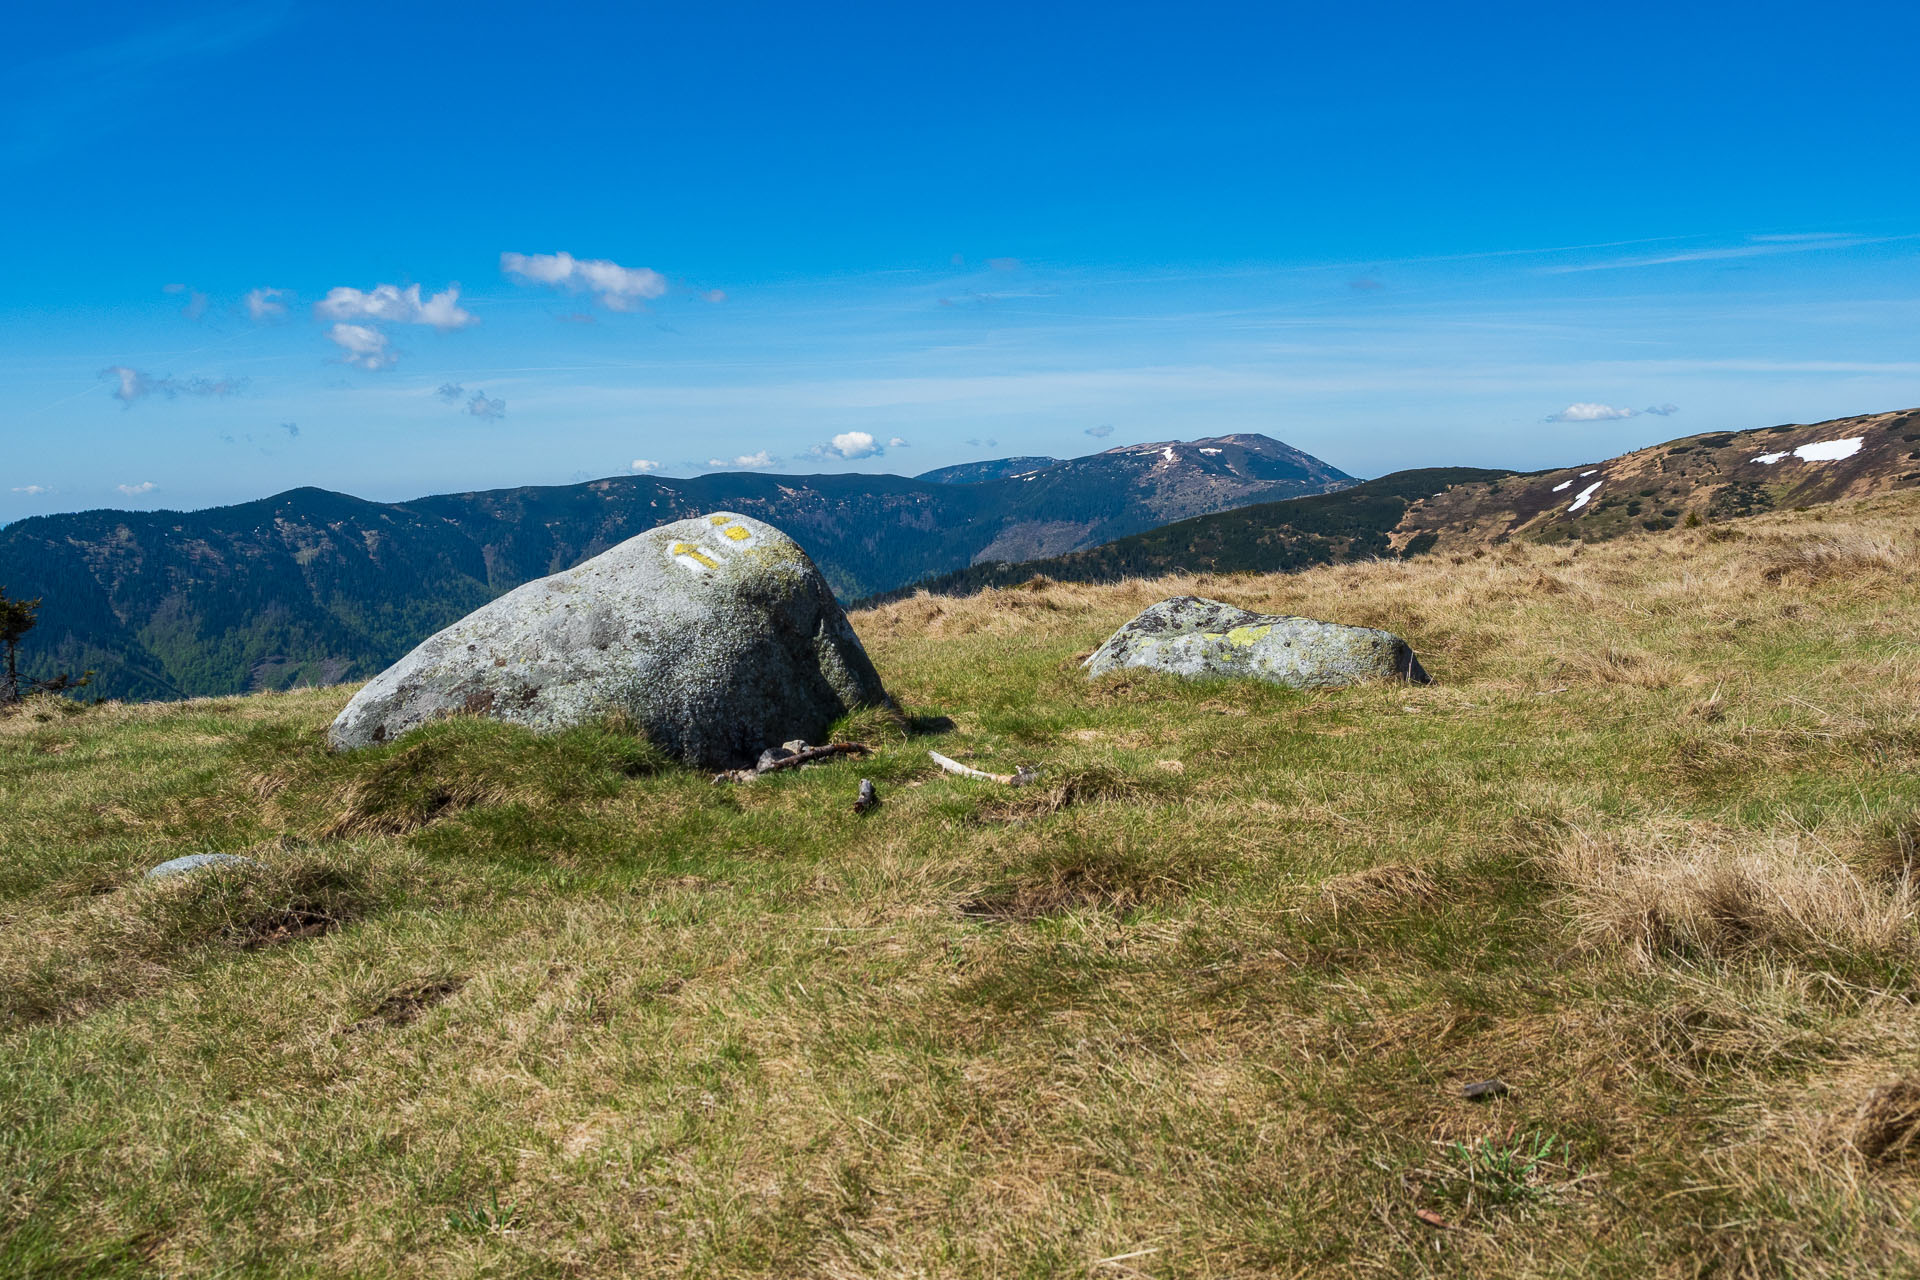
[928,750,1039,787]
[712,741,870,784]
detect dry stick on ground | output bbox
[711,742,870,784]
[928,750,1040,786]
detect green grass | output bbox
[4,492,1920,1276]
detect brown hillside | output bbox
[1395,406,1920,552]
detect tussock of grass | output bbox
[1760,532,1914,583]
[8,489,1920,1275]
[1317,862,1441,918]
[1549,822,1917,966]
[959,843,1187,921]
[1852,1078,1920,1161]
[240,713,669,838]
[0,844,411,1028]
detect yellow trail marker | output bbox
[670,542,719,569]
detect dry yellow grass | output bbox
[3,487,1920,1277]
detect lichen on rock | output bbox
[328,513,890,767]
[1083,595,1429,689]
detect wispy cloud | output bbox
[163,282,209,320]
[1545,401,1681,423]
[1084,424,1115,438]
[100,366,246,404]
[325,324,394,370]
[116,481,158,497]
[436,382,505,419]
[501,251,667,311]
[11,484,51,496]
[246,287,290,322]
[630,459,664,473]
[2,4,292,169]
[1546,402,1638,422]
[705,451,774,469]
[1543,234,1893,274]
[887,436,908,448]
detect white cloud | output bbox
[12,484,50,496]
[706,451,774,469]
[116,481,158,496]
[501,251,667,311]
[888,436,908,448]
[1084,424,1115,438]
[100,366,245,403]
[815,430,882,460]
[326,323,395,370]
[315,283,476,331]
[630,459,664,473]
[1546,402,1639,422]
[245,286,289,322]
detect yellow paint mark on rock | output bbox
[708,514,732,526]
[722,525,750,541]
[670,541,719,569]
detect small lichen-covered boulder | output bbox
[1083,596,1429,688]
[327,513,890,767]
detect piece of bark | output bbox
[711,741,870,784]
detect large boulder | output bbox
[327,513,890,766]
[1084,596,1429,688]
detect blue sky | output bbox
[5,0,1918,521]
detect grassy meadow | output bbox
[5,491,1920,1277]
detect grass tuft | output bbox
[1852,1078,1920,1161]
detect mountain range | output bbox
[0,433,1350,700]
[868,407,1920,602]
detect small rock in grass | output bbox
[145,853,257,881]
[1084,596,1429,689]
[854,778,878,813]
[1461,1078,1510,1101]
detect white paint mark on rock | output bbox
[1552,480,1573,492]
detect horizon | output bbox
[0,409,1891,527]
[6,1,1920,524]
